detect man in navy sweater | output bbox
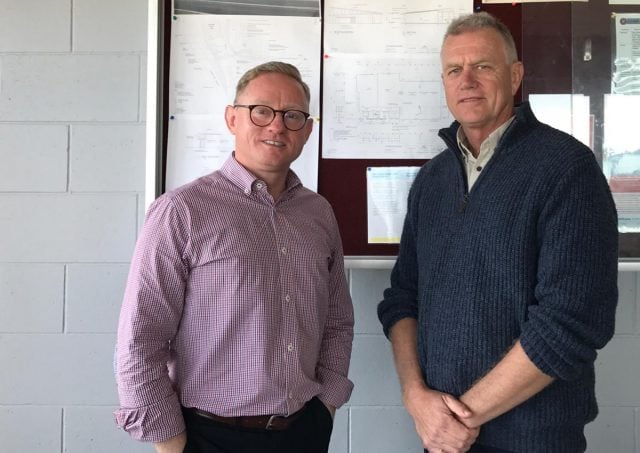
[378,12,618,453]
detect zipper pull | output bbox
[458,194,469,213]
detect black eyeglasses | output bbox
[234,104,310,131]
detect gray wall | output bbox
[0,1,638,452]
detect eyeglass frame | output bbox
[233,104,311,131]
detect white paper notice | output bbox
[528,94,591,149]
[612,13,640,95]
[367,166,420,244]
[322,0,472,159]
[602,94,640,232]
[167,14,321,191]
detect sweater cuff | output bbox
[520,326,585,381]
[380,312,418,338]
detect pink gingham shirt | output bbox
[114,155,354,442]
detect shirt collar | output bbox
[220,152,302,196]
[456,116,515,162]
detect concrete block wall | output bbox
[1,1,639,452]
[0,0,149,451]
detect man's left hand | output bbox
[322,401,336,419]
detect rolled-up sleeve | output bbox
[315,214,355,409]
[520,155,619,381]
[114,195,190,442]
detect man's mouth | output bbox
[459,97,483,104]
[263,140,285,147]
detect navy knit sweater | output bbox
[378,102,619,452]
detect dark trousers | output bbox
[182,397,334,453]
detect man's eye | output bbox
[253,106,271,116]
[285,111,304,121]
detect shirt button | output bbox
[281,247,287,255]
[285,295,291,302]
[476,166,482,172]
[256,182,264,189]
[287,344,294,352]
[244,189,251,195]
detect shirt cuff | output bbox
[114,393,185,443]
[316,367,354,409]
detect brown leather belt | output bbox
[186,405,307,431]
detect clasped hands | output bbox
[404,386,479,453]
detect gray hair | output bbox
[443,12,519,63]
[234,61,311,104]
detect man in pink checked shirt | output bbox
[114,61,354,453]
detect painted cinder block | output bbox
[0,55,139,122]
[0,264,64,333]
[350,406,422,453]
[66,264,130,333]
[73,0,148,52]
[135,193,147,235]
[0,333,118,405]
[64,406,152,453]
[140,55,148,122]
[0,124,68,192]
[348,335,402,406]
[636,408,640,453]
[615,272,637,334]
[0,406,62,453]
[595,337,640,406]
[584,406,635,453]
[70,125,145,192]
[0,0,70,52]
[0,194,137,262]
[328,408,349,453]
[350,269,391,334]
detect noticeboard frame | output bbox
[144,0,640,268]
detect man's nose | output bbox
[460,67,477,87]
[268,111,287,131]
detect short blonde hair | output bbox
[234,61,311,104]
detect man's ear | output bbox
[302,117,313,143]
[511,61,524,96]
[224,105,237,134]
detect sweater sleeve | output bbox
[520,153,618,381]
[377,178,421,337]
[114,195,190,442]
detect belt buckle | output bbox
[265,414,281,430]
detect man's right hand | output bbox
[403,385,479,453]
[154,432,187,453]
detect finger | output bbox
[441,394,472,419]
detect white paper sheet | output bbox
[322,0,472,159]
[528,94,592,149]
[603,94,640,232]
[167,14,321,191]
[367,166,420,243]
[612,13,640,95]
